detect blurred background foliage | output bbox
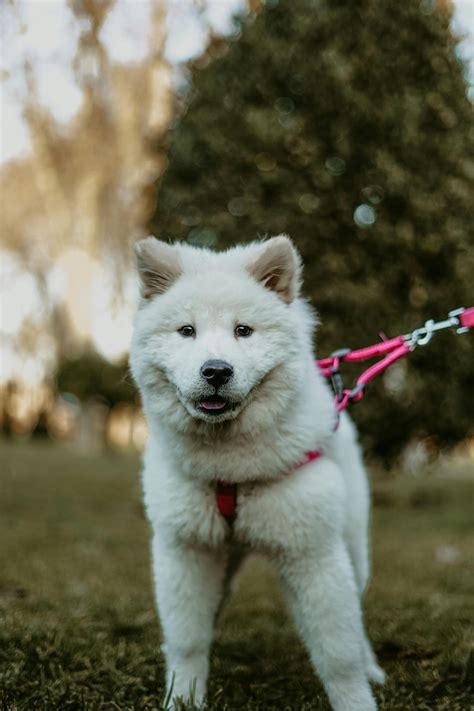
[151,0,474,462]
[0,0,473,464]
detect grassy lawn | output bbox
[0,439,473,710]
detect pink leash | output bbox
[317,306,474,413]
[216,307,473,524]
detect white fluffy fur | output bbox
[130,236,385,710]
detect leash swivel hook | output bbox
[408,319,435,348]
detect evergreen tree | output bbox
[150,0,474,462]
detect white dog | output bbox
[130,235,385,711]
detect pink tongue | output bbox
[201,400,226,410]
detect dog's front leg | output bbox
[279,540,377,711]
[152,534,226,707]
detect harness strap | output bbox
[295,449,323,468]
[215,481,237,523]
[215,449,322,524]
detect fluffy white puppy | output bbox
[130,235,385,711]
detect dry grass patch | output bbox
[0,441,473,709]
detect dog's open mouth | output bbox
[197,395,233,415]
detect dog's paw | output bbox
[367,661,386,685]
[362,637,385,685]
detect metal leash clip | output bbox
[406,310,467,348]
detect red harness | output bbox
[214,306,473,524]
[216,450,322,524]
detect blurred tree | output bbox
[150,0,474,462]
[1,0,172,274]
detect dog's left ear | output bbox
[247,235,302,303]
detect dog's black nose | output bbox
[200,360,234,388]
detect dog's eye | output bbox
[178,325,195,338]
[235,324,253,338]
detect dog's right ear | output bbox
[134,237,182,299]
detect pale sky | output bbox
[0,0,245,164]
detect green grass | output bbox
[0,440,473,710]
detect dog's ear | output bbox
[134,237,182,299]
[247,235,302,303]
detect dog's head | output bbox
[130,236,315,436]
